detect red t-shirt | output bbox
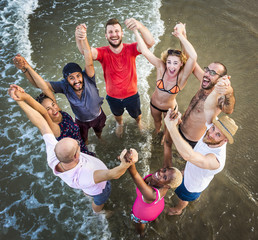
[96,43,141,99]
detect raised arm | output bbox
[75,24,95,78]
[173,23,197,88]
[125,18,155,49]
[128,163,157,202]
[164,110,220,170]
[133,29,163,69]
[204,76,234,123]
[179,28,203,83]
[9,87,52,135]
[9,85,60,137]
[193,63,204,82]
[93,148,138,183]
[218,78,235,114]
[13,54,56,101]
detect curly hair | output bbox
[166,167,183,189]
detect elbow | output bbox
[182,152,193,162]
[147,39,155,48]
[193,53,197,61]
[190,53,197,62]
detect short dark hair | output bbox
[214,62,227,76]
[35,93,53,104]
[105,18,122,33]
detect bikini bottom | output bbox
[150,101,177,113]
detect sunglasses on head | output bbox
[204,67,223,77]
[167,49,181,55]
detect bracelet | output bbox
[22,68,27,73]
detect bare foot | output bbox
[95,210,114,218]
[164,207,182,216]
[115,123,123,138]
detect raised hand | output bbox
[13,54,29,72]
[75,23,87,40]
[215,75,233,96]
[8,85,27,101]
[164,109,182,129]
[119,148,138,165]
[172,22,186,38]
[125,18,140,31]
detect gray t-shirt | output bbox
[50,71,104,122]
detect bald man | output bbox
[9,86,138,213]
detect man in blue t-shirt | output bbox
[16,24,106,145]
[48,24,106,145]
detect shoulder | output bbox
[60,111,72,119]
[82,70,96,83]
[124,42,140,56]
[50,79,68,93]
[95,46,109,61]
[124,42,138,50]
[96,46,109,53]
[50,79,66,86]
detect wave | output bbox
[0,0,165,239]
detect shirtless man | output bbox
[164,60,235,162]
[178,63,235,148]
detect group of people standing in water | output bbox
[9,17,239,236]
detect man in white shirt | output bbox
[9,86,138,213]
[164,78,238,215]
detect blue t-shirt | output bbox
[50,71,104,122]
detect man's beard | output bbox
[108,39,122,48]
[71,81,83,91]
[203,132,224,145]
[201,77,216,90]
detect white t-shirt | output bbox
[43,133,108,195]
[184,123,227,193]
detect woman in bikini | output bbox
[133,22,197,163]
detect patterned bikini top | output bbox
[156,69,180,94]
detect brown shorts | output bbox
[75,110,106,141]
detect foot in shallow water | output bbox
[94,209,114,218]
[115,123,123,138]
[164,206,182,216]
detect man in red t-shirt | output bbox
[78,18,155,137]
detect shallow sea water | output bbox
[0,0,257,239]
